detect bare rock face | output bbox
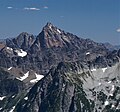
[36,22,65,48]
[6,32,35,50]
[0,68,25,96]
[0,42,5,50]
[14,62,92,112]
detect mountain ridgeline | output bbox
[1,23,109,74]
[0,22,120,112]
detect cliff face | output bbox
[0,68,25,96]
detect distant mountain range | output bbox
[0,22,120,112]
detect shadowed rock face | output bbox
[0,68,25,96]
[15,62,92,112]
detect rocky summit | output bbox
[0,23,120,112]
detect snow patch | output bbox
[30,73,44,83]
[7,47,13,51]
[0,108,2,110]
[98,83,102,86]
[57,29,61,33]
[86,52,90,55]
[9,106,15,112]
[102,68,107,73]
[116,107,119,109]
[111,85,115,91]
[24,97,28,100]
[112,104,115,108]
[16,71,29,81]
[91,68,96,72]
[15,49,27,57]
[12,95,15,98]
[62,84,65,91]
[0,96,6,100]
[109,93,113,96]
[104,101,109,106]
[108,81,112,84]
[8,67,12,71]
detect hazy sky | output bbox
[0,0,120,45]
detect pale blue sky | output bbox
[0,0,120,45]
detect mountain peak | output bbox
[5,32,35,50]
[18,32,29,36]
[43,22,57,31]
[42,22,64,36]
[45,22,54,27]
[34,22,65,49]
